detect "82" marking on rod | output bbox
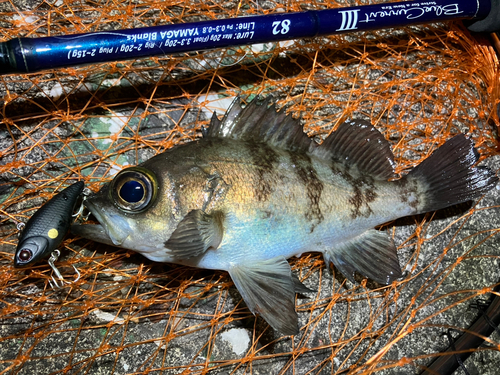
[272,19,291,35]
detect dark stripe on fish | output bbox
[349,182,374,219]
[246,142,279,202]
[331,164,377,219]
[289,152,324,232]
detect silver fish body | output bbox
[72,98,498,335]
[87,139,402,265]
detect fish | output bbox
[15,181,85,267]
[71,97,498,335]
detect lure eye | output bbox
[14,237,49,267]
[18,248,33,262]
[111,167,156,212]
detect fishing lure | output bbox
[15,181,85,286]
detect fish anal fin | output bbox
[323,229,402,285]
[229,256,300,336]
[312,119,396,180]
[164,209,224,259]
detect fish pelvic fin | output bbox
[403,134,498,213]
[164,209,224,259]
[292,273,314,294]
[324,229,402,285]
[229,256,302,336]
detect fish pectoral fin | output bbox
[228,256,300,336]
[164,209,224,259]
[324,229,402,285]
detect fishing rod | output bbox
[0,0,499,75]
[420,284,500,375]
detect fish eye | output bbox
[120,180,144,203]
[111,167,157,212]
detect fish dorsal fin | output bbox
[205,97,312,153]
[311,119,396,180]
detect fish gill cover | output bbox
[0,0,499,374]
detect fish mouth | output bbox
[71,199,131,247]
[70,222,116,246]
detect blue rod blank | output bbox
[0,0,491,74]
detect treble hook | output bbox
[47,249,81,289]
[72,187,91,220]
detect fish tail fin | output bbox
[403,134,497,214]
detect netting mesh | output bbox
[0,0,499,374]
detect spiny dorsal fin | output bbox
[204,96,312,153]
[311,119,396,180]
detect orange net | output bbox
[1,0,499,374]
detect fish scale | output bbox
[71,97,498,335]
